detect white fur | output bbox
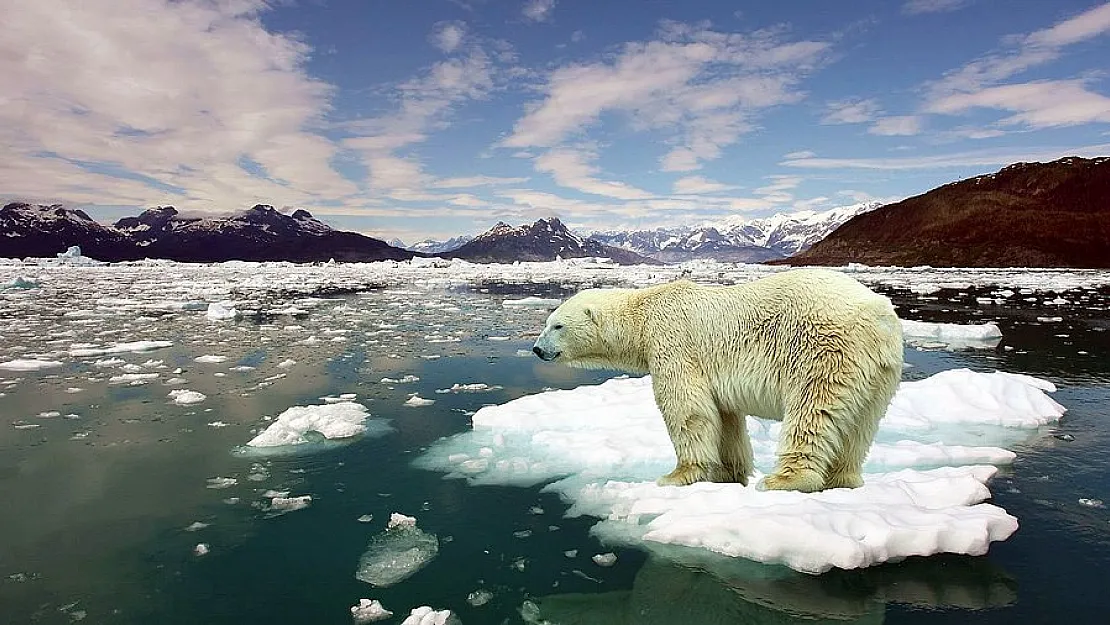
[533,268,904,492]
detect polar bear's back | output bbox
[640,268,902,420]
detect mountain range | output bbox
[444,218,657,265]
[0,203,414,263]
[588,202,881,263]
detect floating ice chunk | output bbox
[502,297,561,308]
[244,402,391,450]
[70,341,173,357]
[1078,498,1105,508]
[592,552,617,567]
[351,599,393,623]
[467,589,493,607]
[193,543,210,556]
[185,522,209,532]
[399,606,459,625]
[381,375,420,384]
[355,514,439,587]
[195,355,228,364]
[206,477,237,489]
[901,320,1003,350]
[169,390,207,405]
[2,276,39,289]
[109,372,159,385]
[269,495,312,514]
[94,358,125,367]
[358,514,374,523]
[206,302,239,321]
[404,395,435,407]
[435,383,503,394]
[417,368,1065,574]
[1037,316,1063,322]
[0,359,64,371]
[277,359,297,369]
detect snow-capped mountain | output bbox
[1,202,140,260]
[589,202,883,262]
[407,235,475,254]
[1,203,414,263]
[445,217,657,265]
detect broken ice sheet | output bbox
[235,402,393,456]
[354,514,439,587]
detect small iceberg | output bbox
[238,402,392,455]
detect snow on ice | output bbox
[417,368,1065,574]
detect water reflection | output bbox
[529,550,1015,625]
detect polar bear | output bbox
[531,268,903,493]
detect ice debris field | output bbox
[3,255,1108,582]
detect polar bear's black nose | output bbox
[532,346,544,358]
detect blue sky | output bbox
[3,0,1109,243]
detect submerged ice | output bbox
[418,368,1065,574]
[355,513,439,587]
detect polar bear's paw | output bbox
[756,467,825,493]
[656,463,712,487]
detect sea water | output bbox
[1,260,1109,624]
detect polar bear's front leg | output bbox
[651,372,723,487]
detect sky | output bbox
[2,0,1110,243]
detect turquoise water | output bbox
[1,273,1109,624]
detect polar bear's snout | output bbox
[531,340,561,361]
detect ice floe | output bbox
[168,389,206,405]
[901,320,1003,350]
[417,368,1065,574]
[69,340,173,357]
[242,402,392,452]
[0,358,64,371]
[399,607,459,625]
[206,302,239,321]
[351,599,393,623]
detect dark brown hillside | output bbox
[779,156,1110,268]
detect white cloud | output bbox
[522,0,556,23]
[927,80,1110,128]
[672,176,735,194]
[780,143,1110,170]
[501,24,827,174]
[341,48,496,194]
[429,175,530,188]
[928,2,1110,98]
[903,0,968,15]
[822,98,882,124]
[753,175,803,203]
[0,0,358,210]
[783,149,817,159]
[534,148,654,199]
[869,115,925,136]
[431,21,467,53]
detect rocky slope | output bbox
[781,157,1110,268]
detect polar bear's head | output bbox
[532,290,609,367]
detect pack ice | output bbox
[417,368,1065,574]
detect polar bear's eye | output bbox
[553,324,564,330]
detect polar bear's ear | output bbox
[584,307,598,324]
